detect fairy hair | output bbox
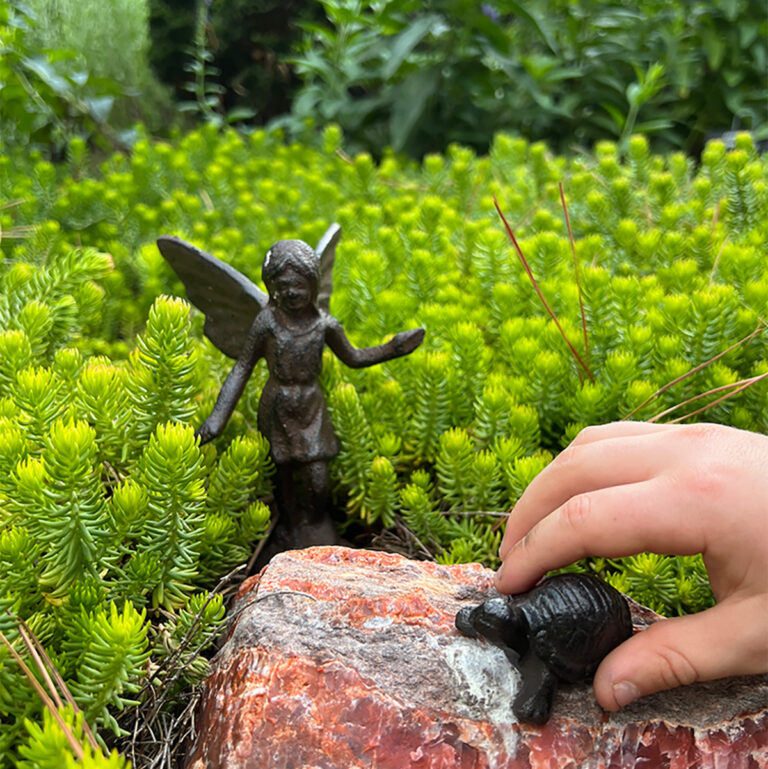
[262,240,319,301]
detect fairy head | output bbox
[262,239,319,312]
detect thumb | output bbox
[593,596,768,711]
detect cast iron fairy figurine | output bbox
[157,225,424,549]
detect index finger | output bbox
[494,475,706,594]
[499,423,680,560]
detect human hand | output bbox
[495,421,768,710]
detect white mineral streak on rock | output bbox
[363,616,394,630]
[444,637,518,722]
[444,636,519,765]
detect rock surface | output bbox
[186,547,768,769]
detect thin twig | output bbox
[395,517,438,561]
[494,196,595,383]
[622,322,766,420]
[245,513,280,574]
[439,510,509,518]
[135,563,246,710]
[139,625,225,730]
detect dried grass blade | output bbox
[647,374,764,423]
[622,322,766,420]
[559,183,590,368]
[16,624,63,710]
[4,225,36,238]
[494,196,595,383]
[664,372,768,424]
[0,198,26,211]
[708,236,730,285]
[0,630,85,760]
[17,618,100,750]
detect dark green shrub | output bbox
[147,0,323,125]
[283,0,768,157]
[0,2,114,153]
[23,0,169,130]
[0,0,169,156]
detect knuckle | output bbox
[679,422,724,448]
[552,442,582,470]
[517,528,536,557]
[673,455,730,503]
[559,493,592,532]
[655,643,699,690]
[667,424,733,500]
[572,424,602,445]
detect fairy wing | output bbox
[315,223,341,313]
[156,235,268,359]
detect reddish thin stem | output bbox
[494,196,595,383]
[661,372,768,424]
[559,182,590,369]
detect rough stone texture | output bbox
[186,547,768,769]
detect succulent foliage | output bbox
[1,124,766,763]
[0,210,274,762]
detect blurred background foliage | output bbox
[147,0,324,125]
[0,0,170,154]
[2,0,766,159]
[286,0,768,156]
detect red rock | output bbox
[186,547,768,769]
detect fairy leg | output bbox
[274,461,337,548]
[298,460,337,546]
[273,463,297,524]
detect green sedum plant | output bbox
[1,122,766,763]
[0,225,275,763]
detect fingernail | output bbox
[612,681,640,708]
[494,562,505,589]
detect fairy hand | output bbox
[390,327,425,356]
[195,416,224,445]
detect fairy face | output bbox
[272,267,313,313]
[262,240,319,313]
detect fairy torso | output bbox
[253,307,339,463]
[260,307,326,383]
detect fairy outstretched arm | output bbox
[325,317,425,368]
[197,316,267,444]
